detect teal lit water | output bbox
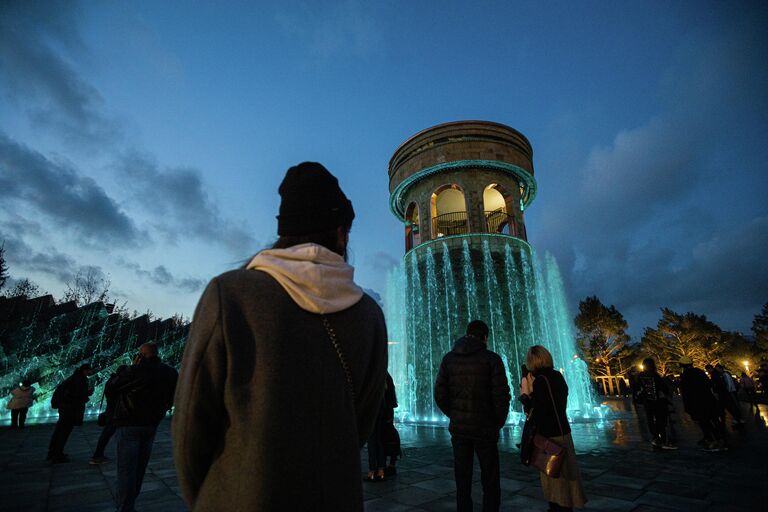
[385,234,597,424]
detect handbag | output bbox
[321,315,356,406]
[527,375,566,478]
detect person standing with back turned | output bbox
[111,342,178,512]
[434,320,511,512]
[173,162,388,512]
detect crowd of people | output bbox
[3,162,767,512]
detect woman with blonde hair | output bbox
[519,345,586,511]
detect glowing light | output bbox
[639,363,645,371]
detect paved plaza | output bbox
[1,398,766,512]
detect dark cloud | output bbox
[118,259,205,293]
[116,152,256,255]
[1,231,90,284]
[0,132,144,246]
[534,12,768,335]
[0,1,121,147]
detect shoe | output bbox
[375,469,386,481]
[650,439,661,449]
[700,442,719,452]
[89,456,108,465]
[661,443,679,450]
[364,471,377,482]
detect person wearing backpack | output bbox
[47,363,94,463]
[636,357,678,450]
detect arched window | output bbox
[483,184,516,236]
[431,185,468,237]
[405,202,420,251]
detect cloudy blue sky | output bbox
[1,0,766,338]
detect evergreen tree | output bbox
[752,302,768,354]
[574,296,633,377]
[0,243,8,292]
[640,308,722,372]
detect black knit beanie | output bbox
[277,162,355,236]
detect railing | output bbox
[484,209,516,236]
[432,211,469,237]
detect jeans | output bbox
[644,400,669,443]
[116,426,157,512]
[451,436,500,512]
[93,423,117,458]
[11,408,28,428]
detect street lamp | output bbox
[743,360,750,374]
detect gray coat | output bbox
[173,269,388,512]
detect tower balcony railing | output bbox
[432,211,469,237]
[485,209,517,237]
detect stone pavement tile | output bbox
[597,473,651,490]
[416,495,457,512]
[582,495,636,512]
[363,498,414,511]
[395,469,439,484]
[411,477,455,493]
[635,490,709,511]
[585,481,644,501]
[48,489,113,508]
[706,489,767,509]
[629,506,662,512]
[499,493,545,509]
[379,486,444,506]
[498,477,528,492]
[515,483,544,499]
[645,480,709,499]
[414,464,453,476]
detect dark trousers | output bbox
[451,436,500,512]
[116,426,157,512]
[644,400,669,443]
[695,415,724,442]
[93,423,117,458]
[743,388,757,407]
[721,393,742,422]
[48,418,76,458]
[10,408,28,428]
[367,419,386,471]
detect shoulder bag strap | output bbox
[541,375,565,437]
[321,315,356,406]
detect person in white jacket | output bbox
[6,379,35,429]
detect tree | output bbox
[0,243,8,292]
[752,302,768,354]
[574,296,634,378]
[62,268,112,306]
[640,308,722,372]
[7,278,41,299]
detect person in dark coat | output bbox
[434,320,510,512]
[679,357,726,451]
[111,343,178,512]
[383,372,400,476]
[519,345,586,511]
[90,365,128,464]
[173,162,388,512]
[366,373,397,481]
[636,357,677,450]
[47,364,94,463]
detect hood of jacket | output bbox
[452,335,487,355]
[246,243,363,314]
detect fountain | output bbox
[385,121,597,423]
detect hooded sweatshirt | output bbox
[246,243,363,314]
[174,243,388,512]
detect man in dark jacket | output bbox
[111,343,178,512]
[680,357,726,451]
[434,320,511,512]
[47,363,94,463]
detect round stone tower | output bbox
[386,121,594,423]
[389,120,536,251]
